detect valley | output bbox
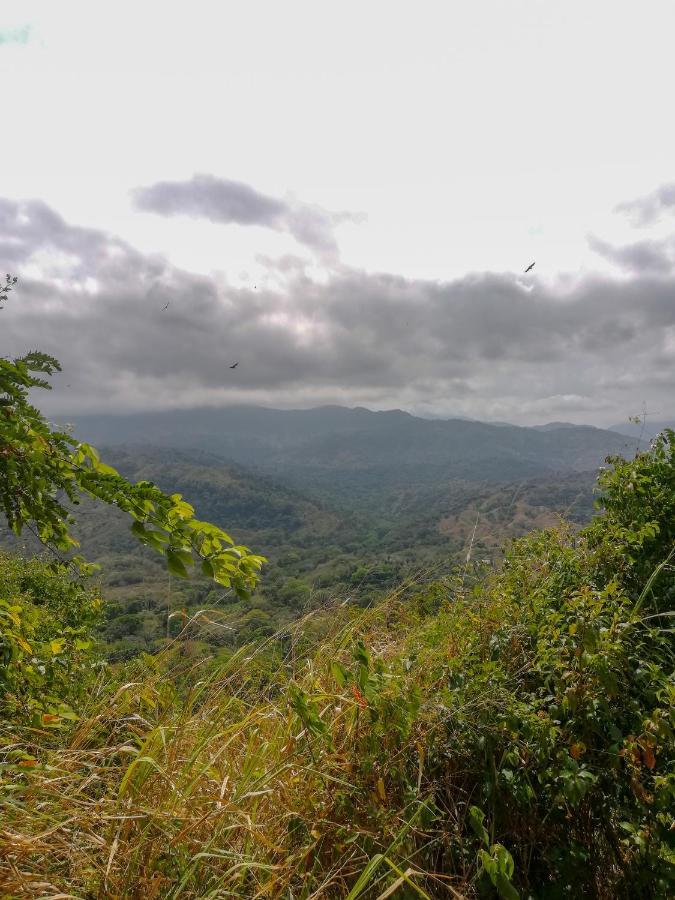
[2,406,631,658]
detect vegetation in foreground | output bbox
[1,431,674,898]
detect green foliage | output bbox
[276,435,675,897]
[0,551,101,727]
[589,428,675,611]
[0,273,18,310]
[477,834,519,900]
[0,278,265,597]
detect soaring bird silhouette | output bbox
[162,301,170,310]
[229,362,239,369]
[524,261,536,273]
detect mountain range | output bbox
[66,405,640,504]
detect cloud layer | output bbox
[134,174,355,258]
[616,183,675,227]
[2,186,675,426]
[587,234,675,275]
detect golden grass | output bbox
[1,585,471,899]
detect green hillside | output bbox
[0,446,349,656]
[2,442,599,659]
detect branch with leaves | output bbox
[0,273,18,310]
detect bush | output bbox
[0,552,101,728]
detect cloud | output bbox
[0,197,145,274]
[134,175,286,227]
[588,233,674,274]
[615,183,675,227]
[2,196,675,426]
[133,174,357,259]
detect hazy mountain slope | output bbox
[370,470,597,548]
[609,419,675,440]
[93,446,343,544]
[5,405,635,658]
[68,406,639,499]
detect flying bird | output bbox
[229,362,239,369]
[524,262,536,273]
[162,301,170,310]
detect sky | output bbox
[2,0,675,426]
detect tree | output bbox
[0,276,265,598]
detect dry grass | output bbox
[1,587,468,899]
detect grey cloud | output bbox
[0,197,154,278]
[2,197,675,426]
[134,175,286,227]
[615,183,675,226]
[588,233,674,274]
[133,174,354,258]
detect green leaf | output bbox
[172,549,194,568]
[493,844,515,880]
[469,806,490,848]
[144,531,169,551]
[330,660,351,688]
[166,550,189,579]
[495,872,520,900]
[478,848,496,877]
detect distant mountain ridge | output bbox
[532,422,584,432]
[67,405,639,499]
[609,419,675,440]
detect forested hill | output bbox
[0,442,598,657]
[2,408,641,657]
[0,447,351,654]
[68,405,638,494]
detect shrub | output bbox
[0,551,101,728]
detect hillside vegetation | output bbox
[1,431,674,898]
[1,445,597,660]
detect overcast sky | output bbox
[2,0,675,426]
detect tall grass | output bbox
[1,580,463,898]
[2,516,674,897]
